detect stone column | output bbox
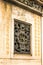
[34,14,41,58]
[0,1,6,58]
[5,3,12,58]
[42,14,43,65]
[0,1,12,58]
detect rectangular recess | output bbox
[14,19,32,55]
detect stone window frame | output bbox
[14,19,32,55]
[10,18,35,59]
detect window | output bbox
[14,19,31,54]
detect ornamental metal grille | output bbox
[14,19,31,54]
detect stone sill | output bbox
[13,54,41,60]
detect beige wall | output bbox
[0,1,12,58]
[34,14,41,56]
[0,1,42,65]
[42,17,43,65]
[11,5,41,59]
[0,1,43,65]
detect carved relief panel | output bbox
[17,0,42,12]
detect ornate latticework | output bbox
[14,19,31,54]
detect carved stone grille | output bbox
[14,19,31,54]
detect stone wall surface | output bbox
[0,1,12,58]
[12,5,41,58]
[42,17,43,65]
[0,59,41,65]
[0,1,42,65]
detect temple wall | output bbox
[11,5,41,59]
[0,1,12,58]
[0,1,42,65]
[42,17,43,65]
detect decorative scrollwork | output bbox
[17,0,42,12]
[14,19,31,54]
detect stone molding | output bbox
[4,0,43,16]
